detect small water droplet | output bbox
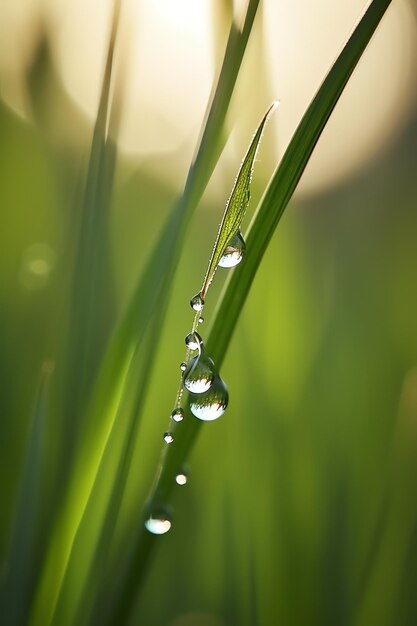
[175,472,188,486]
[190,293,205,312]
[189,376,229,421]
[198,316,204,325]
[171,408,184,422]
[218,231,246,268]
[184,348,217,394]
[144,507,172,535]
[163,432,174,444]
[180,362,187,372]
[185,332,202,351]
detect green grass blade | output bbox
[0,363,52,626]
[58,0,121,465]
[209,0,393,363]
[200,101,277,299]
[29,4,261,624]
[49,327,158,626]
[106,0,394,621]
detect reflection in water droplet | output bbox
[144,507,172,535]
[189,376,228,421]
[163,432,174,444]
[198,316,204,325]
[175,472,188,486]
[185,332,202,351]
[184,349,216,394]
[171,408,184,422]
[180,362,187,372]
[190,293,205,312]
[218,231,246,268]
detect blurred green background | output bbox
[1,1,417,625]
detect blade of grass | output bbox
[354,368,417,626]
[0,363,52,626]
[200,101,278,299]
[30,3,261,625]
[58,0,121,468]
[49,325,158,626]
[106,1,393,622]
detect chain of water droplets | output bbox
[145,235,245,535]
[174,310,203,409]
[144,103,278,534]
[163,230,245,443]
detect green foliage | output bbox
[2,1,417,625]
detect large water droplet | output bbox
[184,349,216,394]
[185,332,202,351]
[171,408,184,422]
[189,376,229,421]
[144,507,172,535]
[190,293,205,312]
[163,432,174,444]
[218,231,246,268]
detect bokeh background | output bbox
[1,1,417,625]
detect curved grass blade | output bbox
[29,3,261,625]
[48,325,158,626]
[0,363,52,626]
[105,0,394,622]
[200,101,278,299]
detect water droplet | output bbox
[180,362,187,372]
[218,231,246,268]
[184,349,216,394]
[144,507,172,535]
[198,316,204,325]
[163,432,174,444]
[190,293,205,312]
[189,376,228,421]
[185,332,202,351]
[171,408,184,422]
[175,472,188,486]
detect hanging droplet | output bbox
[175,472,188,486]
[171,408,184,422]
[189,376,229,421]
[185,332,202,351]
[144,506,172,535]
[163,432,174,444]
[183,348,217,394]
[190,293,205,312]
[198,316,204,325]
[180,362,187,372]
[218,231,246,268]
